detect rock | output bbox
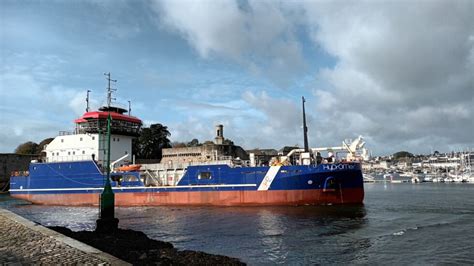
[47,226,245,265]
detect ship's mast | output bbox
[86,90,91,112]
[104,72,117,108]
[97,72,118,232]
[128,100,131,116]
[302,96,309,152]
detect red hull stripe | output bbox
[13,188,364,206]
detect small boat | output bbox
[391,180,403,184]
[444,177,454,183]
[383,173,393,179]
[399,172,414,178]
[116,164,142,172]
[363,174,375,183]
[422,176,433,182]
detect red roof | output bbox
[74,111,142,124]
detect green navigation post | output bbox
[96,113,119,233]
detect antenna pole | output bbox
[86,90,91,112]
[104,72,117,108]
[302,96,309,152]
[97,72,119,232]
[128,100,131,116]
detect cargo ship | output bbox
[10,75,365,206]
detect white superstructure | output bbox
[44,133,134,165]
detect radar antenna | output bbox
[104,72,117,108]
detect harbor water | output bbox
[2,183,474,264]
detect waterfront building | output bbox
[161,125,249,167]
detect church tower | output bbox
[215,124,224,145]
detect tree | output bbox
[393,151,414,160]
[38,138,54,152]
[223,139,234,145]
[171,142,187,148]
[15,141,39,154]
[133,123,171,160]
[187,138,200,147]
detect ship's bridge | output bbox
[74,105,142,136]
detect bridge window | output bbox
[198,172,212,179]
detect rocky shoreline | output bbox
[48,226,244,265]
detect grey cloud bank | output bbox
[1,0,473,155]
[154,0,473,154]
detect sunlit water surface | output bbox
[2,183,474,265]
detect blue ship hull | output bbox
[10,161,364,206]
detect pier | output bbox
[0,208,128,265]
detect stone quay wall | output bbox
[0,207,128,265]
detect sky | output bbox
[1,0,473,155]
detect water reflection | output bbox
[257,209,288,262]
[2,193,369,265]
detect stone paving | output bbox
[0,208,129,265]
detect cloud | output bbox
[238,91,306,148]
[2,0,473,155]
[302,0,474,154]
[147,0,474,154]
[160,91,307,150]
[0,53,91,152]
[151,0,306,87]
